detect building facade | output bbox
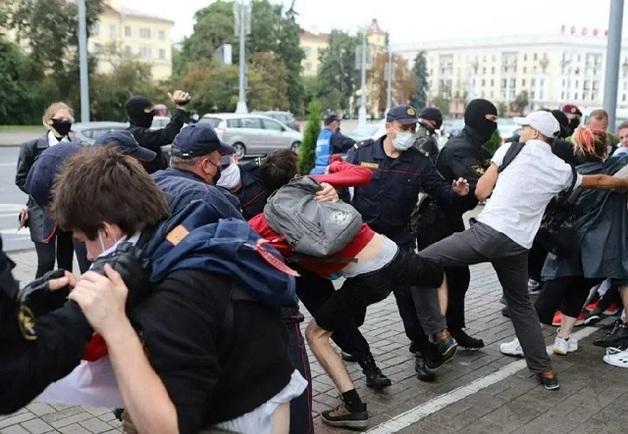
[90,0,173,80]
[396,27,627,116]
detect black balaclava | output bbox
[126,96,154,128]
[464,98,498,143]
[568,117,580,132]
[551,109,571,138]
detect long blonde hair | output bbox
[42,102,74,128]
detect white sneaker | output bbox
[603,347,628,368]
[500,338,524,356]
[553,334,578,355]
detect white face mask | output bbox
[391,129,415,151]
[216,163,241,190]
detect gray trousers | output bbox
[416,221,553,374]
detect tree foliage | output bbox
[317,30,360,112]
[298,100,321,175]
[483,129,502,156]
[409,52,428,110]
[431,96,450,116]
[369,52,415,115]
[511,91,529,116]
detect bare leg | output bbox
[305,320,354,393]
[557,314,577,338]
[620,285,628,323]
[271,402,290,434]
[437,273,448,315]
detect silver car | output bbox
[198,113,302,158]
[70,121,129,144]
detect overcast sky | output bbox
[128,0,621,46]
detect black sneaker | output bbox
[321,402,368,429]
[582,309,602,326]
[594,320,628,347]
[536,371,560,390]
[341,351,357,362]
[414,351,436,382]
[450,328,485,350]
[425,331,458,370]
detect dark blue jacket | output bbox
[232,163,271,221]
[346,135,461,247]
[151,167,243,219]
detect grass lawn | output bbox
[0,125,45,132]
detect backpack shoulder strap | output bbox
[498,142,525,173]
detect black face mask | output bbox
[126,96,155,128]
[569,118,580,132]
[51,119,72,137]
[209,159,222,184]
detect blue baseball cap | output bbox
[386,105,418,125]
[170,124,235,159]
[25,142,83,208]
[93,130,156,162]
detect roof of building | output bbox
[66,0,173,23]
[299,28,330,42]
[367,19,385,35]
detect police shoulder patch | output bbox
[471,165,486,176]
[353,139,374,149]
[18,305,37,341]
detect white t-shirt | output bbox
[477,140,583,249]
[47,130,69,147]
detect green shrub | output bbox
[298,100,321,175]
[483,129,502,156]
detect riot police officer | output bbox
[415,107,443,164]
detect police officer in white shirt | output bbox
[413,111,628,391]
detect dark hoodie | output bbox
[126,95,190,174]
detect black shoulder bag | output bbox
[535,166,581,257]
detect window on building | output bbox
[623,94,626,102]
[158,30,166,41]
[530,91,535,99]
[490,79,495,87]
[109,24,116,37]
[531,78,536,87]
[533,53,538,61]
[140,28,151,39]
[140,47,151,58]
[92,23,100,35]
[481,79,486,87]
[522,79,526,86]
[304,62,312,72]
[491,66,495,74]
[523,66,527,74]
[125,26,131,37]
[482,67,486,74]
[93,43,102,53]
[583,92,589,100]
[159,49,167,60]
[591,92,596,101]
[509,78,516,88]
[501,78,507,88]
[574,92,578,100]
[124,45,132,54]
[524,54,528,61]
[575,80,579,88]
[561,91,565,100]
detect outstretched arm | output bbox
[475,163,499,200]
[580,174,628,191]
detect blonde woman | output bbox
[15,102,78,277]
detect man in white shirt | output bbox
[414,111,628,390]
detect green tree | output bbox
[298,100,321,175]
[90,59,159,121]
[248,52,290,111]
[276,7,305,115]
[302,76,320,113]
[497,101,508,117]
[511,91,529,116]
[409,51,428,109]
[317,30,360,112]
[0,36,43,124]
[431,96,450,116]
[180,0,234,65]
[483,129,502,156]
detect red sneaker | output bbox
[552,311,562,326]
[604,303,620,316]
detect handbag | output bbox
[535,166,581,257]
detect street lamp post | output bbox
[385,49,393,115]
[235,0,250,114]
[358,31,368,126]
[78,0,90,122]
[603,0,624,132]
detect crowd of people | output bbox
[1,93,627,433]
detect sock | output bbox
[341,389,363,412]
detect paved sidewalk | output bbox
[3,249,628,433]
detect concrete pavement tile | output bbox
[396,419,451,433]
[77,418,113,434]
[0,412,36,429]
[18,418,55,434]
[47,412,93,430]
[483,401,545,429]
[0,425,31,434]
[24,404,56,417]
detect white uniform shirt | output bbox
[47,130,69,147]
[477,140,582,249]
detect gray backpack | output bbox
[264,177,363,257]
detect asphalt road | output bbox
[0,146,32,252]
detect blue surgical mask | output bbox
[392,129,415,151]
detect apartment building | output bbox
[90,0,173,80]
[299,19,387,77]
[396,27,625,115]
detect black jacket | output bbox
[415,126,492,248]
[15,134,79,242]
[507,134,582,167]
[232,162,271,220]
[129,109,190,174]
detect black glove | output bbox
[89,242,152,314]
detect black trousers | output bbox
[34,230,74,278]
[295,267,371,360]
[527,240,549,283]
[534,276,603,325]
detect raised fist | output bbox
[168,90,191,107]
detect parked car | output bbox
[198,113,303,158]
[70,121,129,144]
[150,116,171,130]
[252,111,301,132]
[447,119,465,138]
[497,118,521,142]
[349,121,384,142]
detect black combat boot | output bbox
[357,354,392,390]
[450,328,485,350]
[414,351,436,382]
